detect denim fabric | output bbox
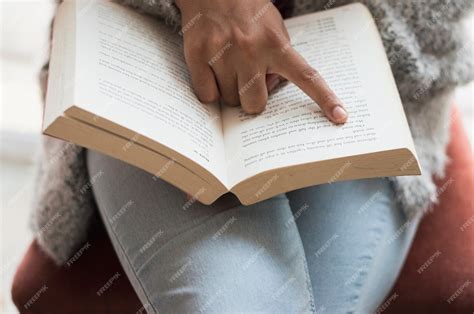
[286,180,421,313]
[87,150,420,313]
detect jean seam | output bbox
[346,210,388,314]
[286,208,316,313]
[352,213,422,314]
[98,208,158,314]
[301,252,317,313]
[87,151,159,313]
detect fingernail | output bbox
[332,106,348,122]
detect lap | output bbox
[88,149,419,313]
[286,179,420,313]
[87,150,314,313]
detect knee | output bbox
[138,220,312,312]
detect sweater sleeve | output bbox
[31,137,97,265]
[366,0,474,103]
[293,0,474,103]
[113,0,181,26]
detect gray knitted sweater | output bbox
[33,0,474,264]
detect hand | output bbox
[175,0,348,123]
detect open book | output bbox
[44,0,421,205]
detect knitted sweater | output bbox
[32,0,474,264]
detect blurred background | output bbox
[0,1,472,313]
[1,1,55,312]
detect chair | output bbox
[11,106,474,313]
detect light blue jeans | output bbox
[87,150,421,313]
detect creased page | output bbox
[222,4,414,188]
[74,0,227,183]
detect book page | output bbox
[222,4,415,187]
[73,0,228,183]
[44,0,76,129]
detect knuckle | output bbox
[208,33,227,50]
[207,33,231,66]
[185,39,206,59]
[232,29,256,54]
[265,28,287,49]
[242,43,258,59]
[299,66,321,83]
[319,93,339,107]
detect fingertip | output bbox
[197,90,220,104]
[186,61,220,104]
[241,91,267,115]
[240,93,267,114]
[330,106,348,124]
[243,105,266,115]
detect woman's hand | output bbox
[175,0,348,123]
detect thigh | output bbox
[286,178,421,314]
[87,150,314,313]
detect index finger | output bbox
[274,48,348,124]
